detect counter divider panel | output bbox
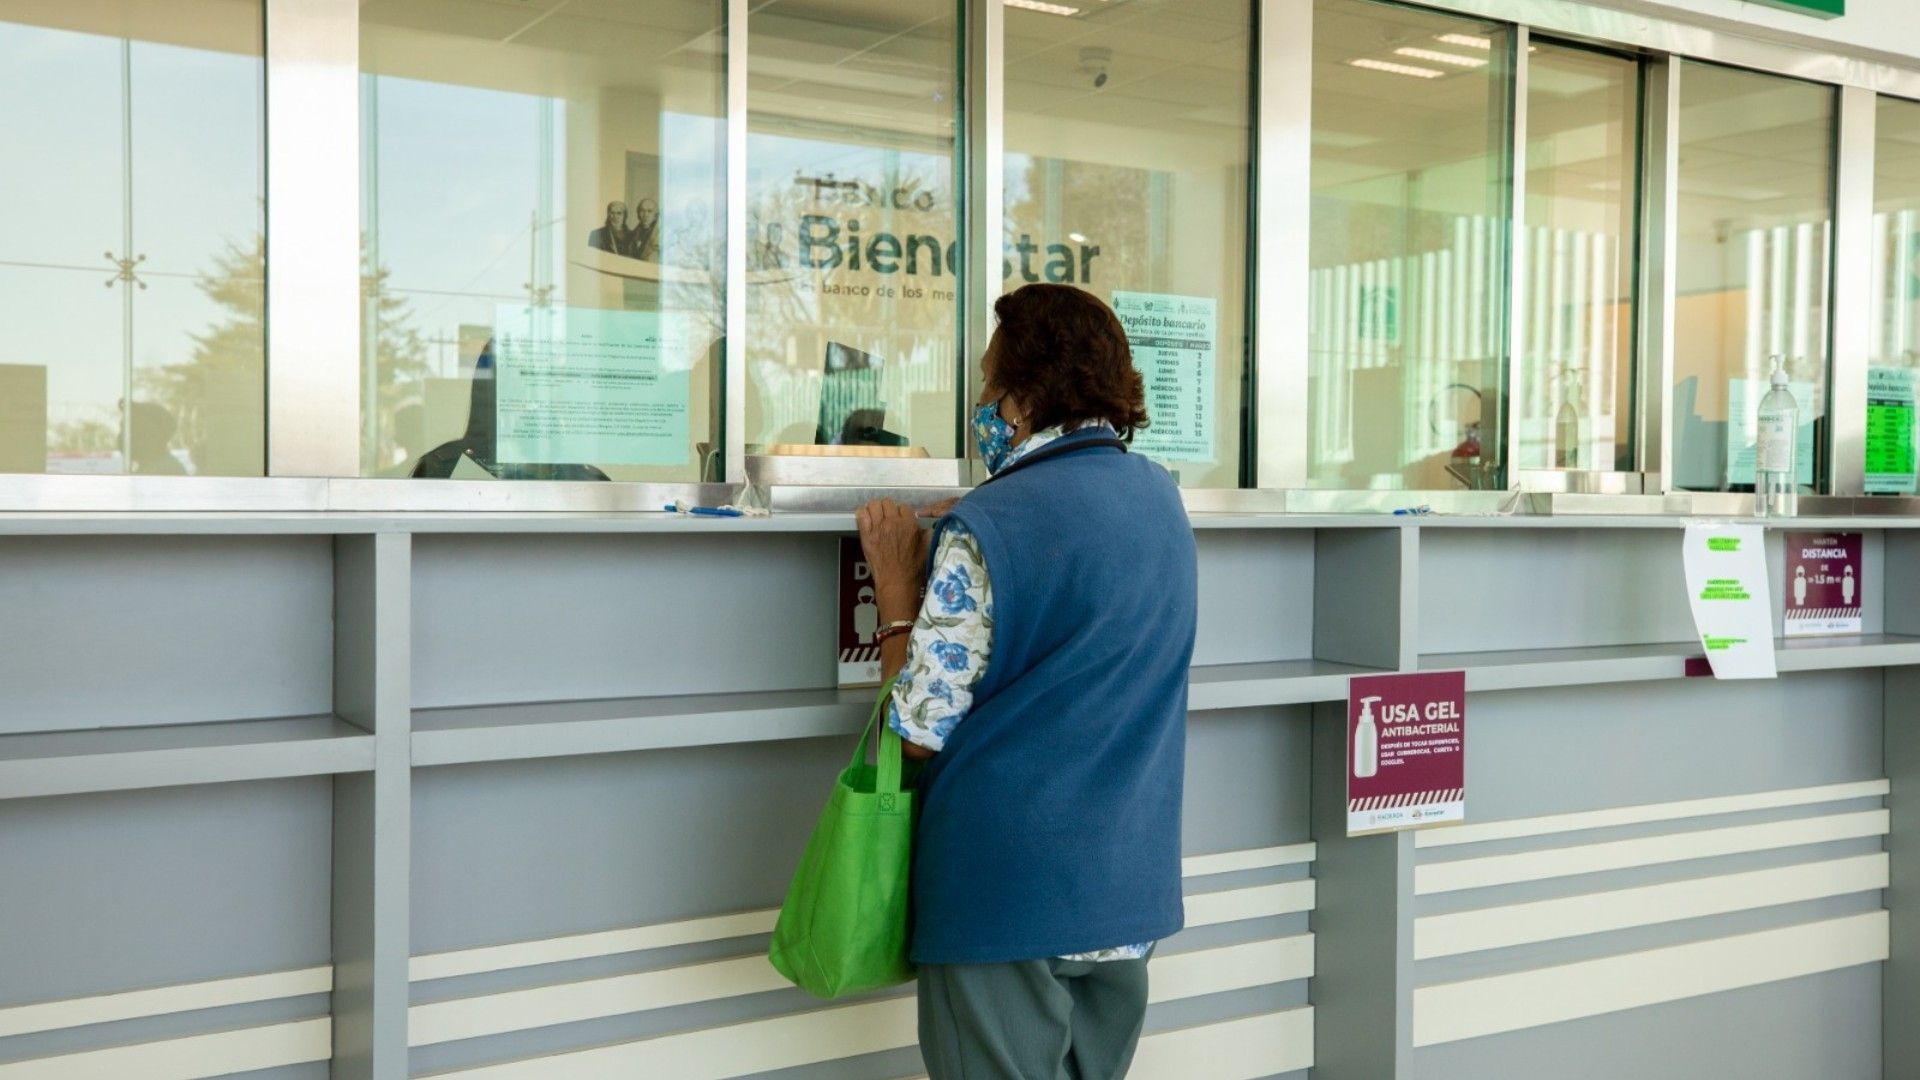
[0,716,373,801]
[1422,634,1920,693]
[409,664,1363,768]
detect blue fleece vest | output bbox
[909,429,1198,964]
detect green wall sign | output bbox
[1752,0,1844,17]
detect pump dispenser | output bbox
[1755,355,1799,518]
[1354,696,1381,779]
[1554,364,1582,469]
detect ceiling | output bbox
[0,0,259,56]
[1003,0,1251,136]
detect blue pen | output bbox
[689,505,744,518]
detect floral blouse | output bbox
[887,422,1151,964]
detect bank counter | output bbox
[0,506,1912,1080]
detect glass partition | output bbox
[1867,94,1920,496]
[1004,0,1252,488]
[0,1,264,476]
[360,0,727,481]
[1307,0,1512,490]
[744,0,962,462]
[1671,63,1834,493]
[1515,42,1641,474]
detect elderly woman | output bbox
[856,283,1198,1079]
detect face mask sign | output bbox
[973,398,1019,473]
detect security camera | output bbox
[1079,46,1112,89]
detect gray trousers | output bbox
[916,957,1150,1080]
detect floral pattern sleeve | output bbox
[886,522,992,754]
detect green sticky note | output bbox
[1752,0,1843,16]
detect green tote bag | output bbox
[768,678,916,998]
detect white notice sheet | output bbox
[1681,522,1777,680]
[494,305,692,466]
[1112,291,1216,464]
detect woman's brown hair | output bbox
[989,283,1150,441]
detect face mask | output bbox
[972,398,1019,473]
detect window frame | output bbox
[3,0,1920,511]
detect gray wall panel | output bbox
[0,994,330,1065]
[0,779,332,1007]
[1414,891,1886,985]
[1416,835,1887,914]
[0,536,332,732]
[407,983,905,1075]
[1888,666,1920,1070]
[1192,530,1315,665]
[331,533,411,1080]
[231,1068,330,1080]
[1314,528,1412,671]
[410,739,852,954]
[411,534,839,708]
[1413,797,1889,874]
[1182,706,1312,856]
[1885,533,1920,637]
[1310,701,1414,1080]
[1422,530,1885,656]
[1138,980,1310,1034]
[410,935,773,1005]
[413,708,1312,956]
[1412,964,1882,1080]
[745,1046,927,1080]
[1420,529,1696,654]
[1461,672,1883,822]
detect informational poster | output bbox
[1347,671,1466,836]
[1784,531,1864,637]
[838,538,883,687]
[1726,377,1816,488]
[493,305,691,466]
[1681,523,1778,679]
[1357,284,1400,345]
[1112,291,1216,463]
[1866,367,1917,495]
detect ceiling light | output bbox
[1394,46,1486,68]
[1006,0,1081,14]
[1068,232,1088,243]
[1349,58,1444,79]
[1436,33,1493,50]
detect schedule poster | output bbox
[1866,367,1916,495]
[1346,671,1466,836]
[494,305,691,466]
[1784,532,1863,638]
[838,538,883,687]
[1112,291,1216,464]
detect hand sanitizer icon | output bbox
[1793,565,1807,607]
[1354,696,1381,779]
[1843,565,1856,606]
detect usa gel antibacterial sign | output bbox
[1347,671,1467,836]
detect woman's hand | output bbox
[912,499,959,568]
[855,499,928,622]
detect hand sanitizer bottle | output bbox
[1354,696,1381,779]
[1554,364,1581,469]
[1755,356,1798,519]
